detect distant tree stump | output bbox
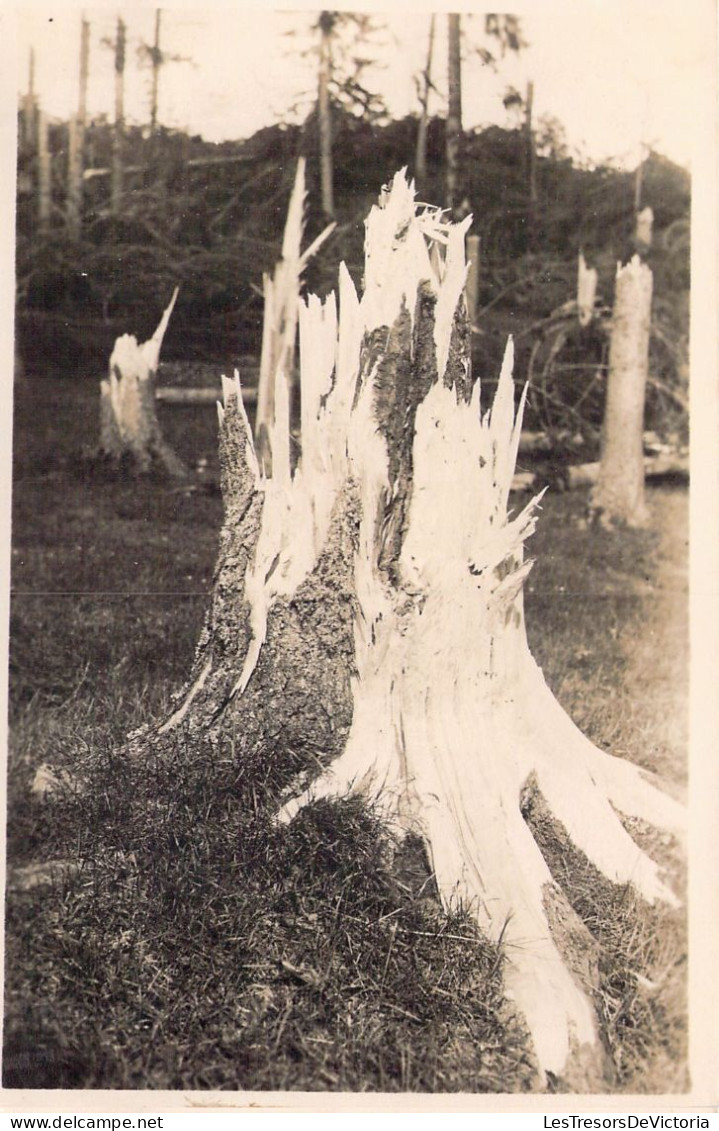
[98,288,187,478]
[130,174,684,1087]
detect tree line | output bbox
[15,10,689,383]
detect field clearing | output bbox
[4,375,689,1093]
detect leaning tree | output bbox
[130,172,684,1086]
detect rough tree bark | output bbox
[591,256,653,527]
[131,174,683,1085]
[99,287,186,478]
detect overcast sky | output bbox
[8,2,715,170]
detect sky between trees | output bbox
[10,1,713,171]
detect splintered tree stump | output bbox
[130,173,684,1086]
[577,251,598,327]
[591,256,653,527]
[99,288,187,478]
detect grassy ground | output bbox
[4,377,688,1093]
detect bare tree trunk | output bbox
[525,80,537,248]
[318,11,335,220]
[445,13,463,215]
[635,205,654,252]
[591,256,653,527]
[99,288,187,478]
[254,159,335,474]
[634,155,644,213]
[21,48,36,151]
[415,13,436,187]
[111,18,126,218]
[130,175,682,1087]
[67,15,90,239]
[37,109,51,231]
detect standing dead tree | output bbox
[130,173,683,1085]
[253,158,335,475]
[414,13,436,188]
[99,287,186,478]
[111,17,126,217]
[445,13,463,215]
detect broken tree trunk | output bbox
[131,174,683,1086]
[591,256,653,526]
[99,288,187,478]
[577,251,598,327]
[253,157,335,474]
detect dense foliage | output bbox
[16,109,690,436]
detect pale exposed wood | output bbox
[591,256,653,526]
[414,13,436,185]
[37,109,51,230]
[569,453,687,489]
[635,205,654,249]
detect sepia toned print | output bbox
[2,0,715,1111]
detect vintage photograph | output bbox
[2,0,712,1102]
